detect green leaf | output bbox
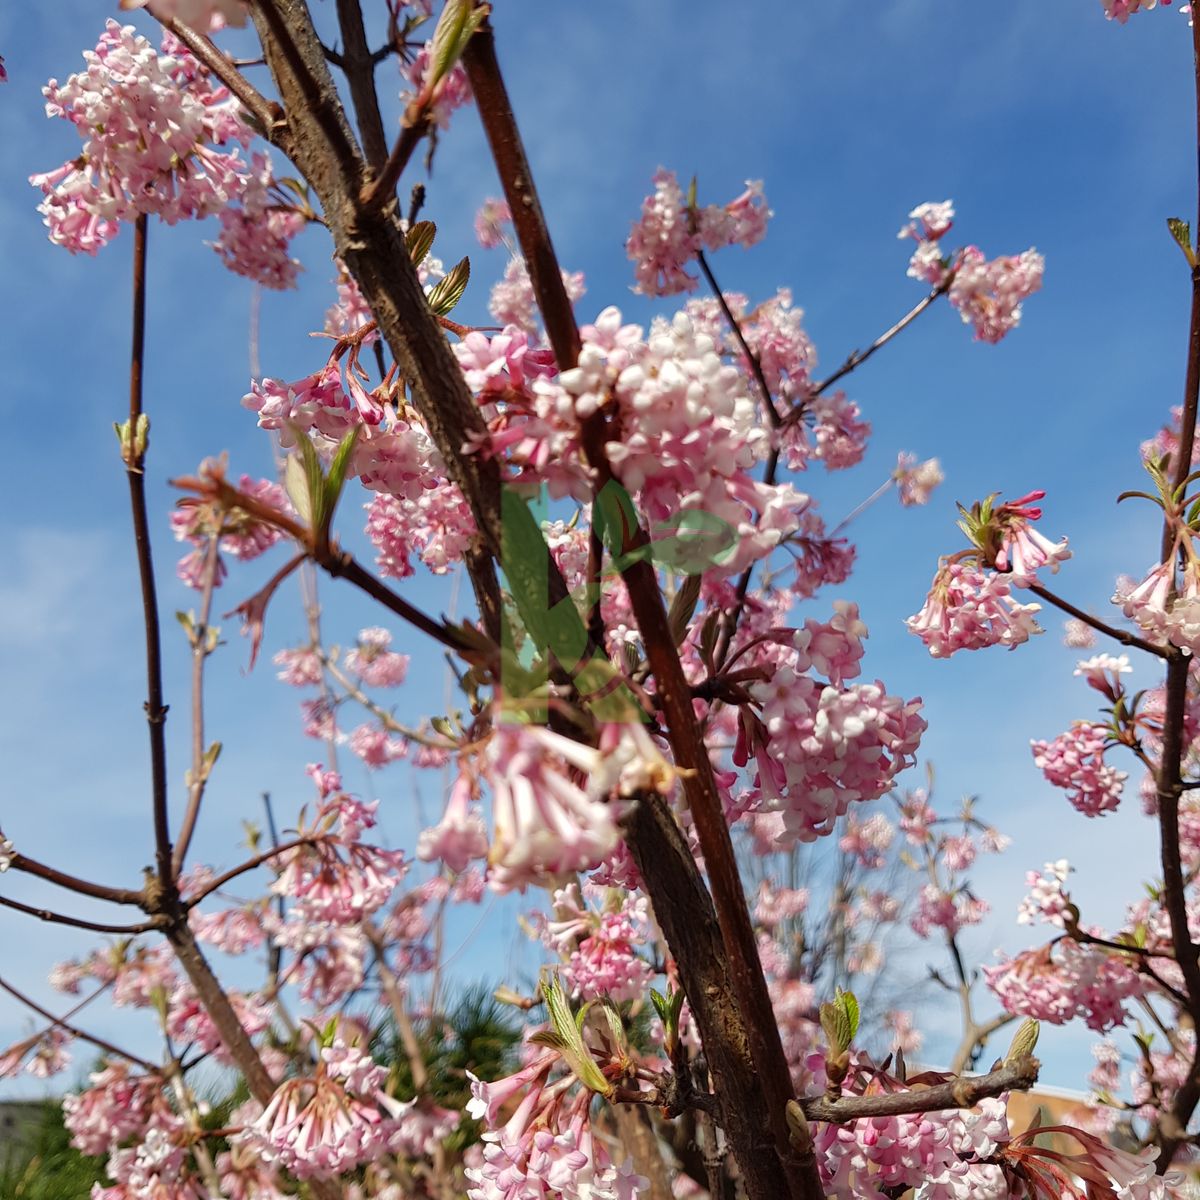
[284,451,313,526]
[1168,217,1196,267]
[322,426,363,534]
[1004,1018,1039,1065]
[540,972,612,1096]
[838,988,860,1042]
[427,256,471,317]
[649,989,668,1022]
[428,0,488,90]
[293,435,329,534]
[406,220,437,267]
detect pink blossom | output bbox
[274,647,323,687]
[948,245,1044,343]
[626,168,772,296]
[754,882,810,928]
[1063,617,1098,648]
[212,152,304,289]
[1017,859,1073,927]
[1031,722,1127,817]
[907,561,1042,657]
[474,197,512,248]
[401,46,471,130]
[485,723,628,891]
[32,22,251,253]
[344,626,410,687]
[893,453,944,507]
[488,257,586,335]
[119,0,248,29]
[417,774,489,873]
[985,941,1143,1032]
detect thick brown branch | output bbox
[797,1056,1039,1123]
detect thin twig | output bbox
[1027,583,1169,659]
[695,248,780,426]
[0,894,160,935]
[781,280,951,427]
[0,974,157,1071]
[172,535,222,875]
[124,214,174,887]
[183,837,321,907]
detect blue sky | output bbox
[0,1,1195,1098]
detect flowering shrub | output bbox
[1,3,1198,1199]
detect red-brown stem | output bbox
[359,115,429,213]
[183,836,319,907]
[172,535,222,875]
[462,26,814,1200]
[0,974,157,1072]
[125,214,173,887]
[0,894,159,935]
[9,854,144,906]
[1027,582,1170,660]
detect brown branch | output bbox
[1155,13,1200,1170]
[0,974,157,1072]
[183,836,319,907]
[781,279,951,427]
[1027,583,1169,660]
[0,894,160,935]
[9,854,144,906]
[695,248,780,427]
[253,0,361,182]
[359,118,429,215]
[796,1056,1039,1123]
[334,0,389,169]
[124,214,174,887]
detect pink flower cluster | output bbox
[539,885,655,1002]
[908,561,1043,657]
[806,1052,1012,1200]
[465,1052,644,1200]
[985,942,1144,1032]
[212,152,305,290]
[32,22,259,256]
[548,307,806,573]
[242,1034,448,1180]
[739,609,926,845]
[169,466,289,589]
[626,168,771,296]
[1031,722,1127,817]
[899,200,1044,342]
